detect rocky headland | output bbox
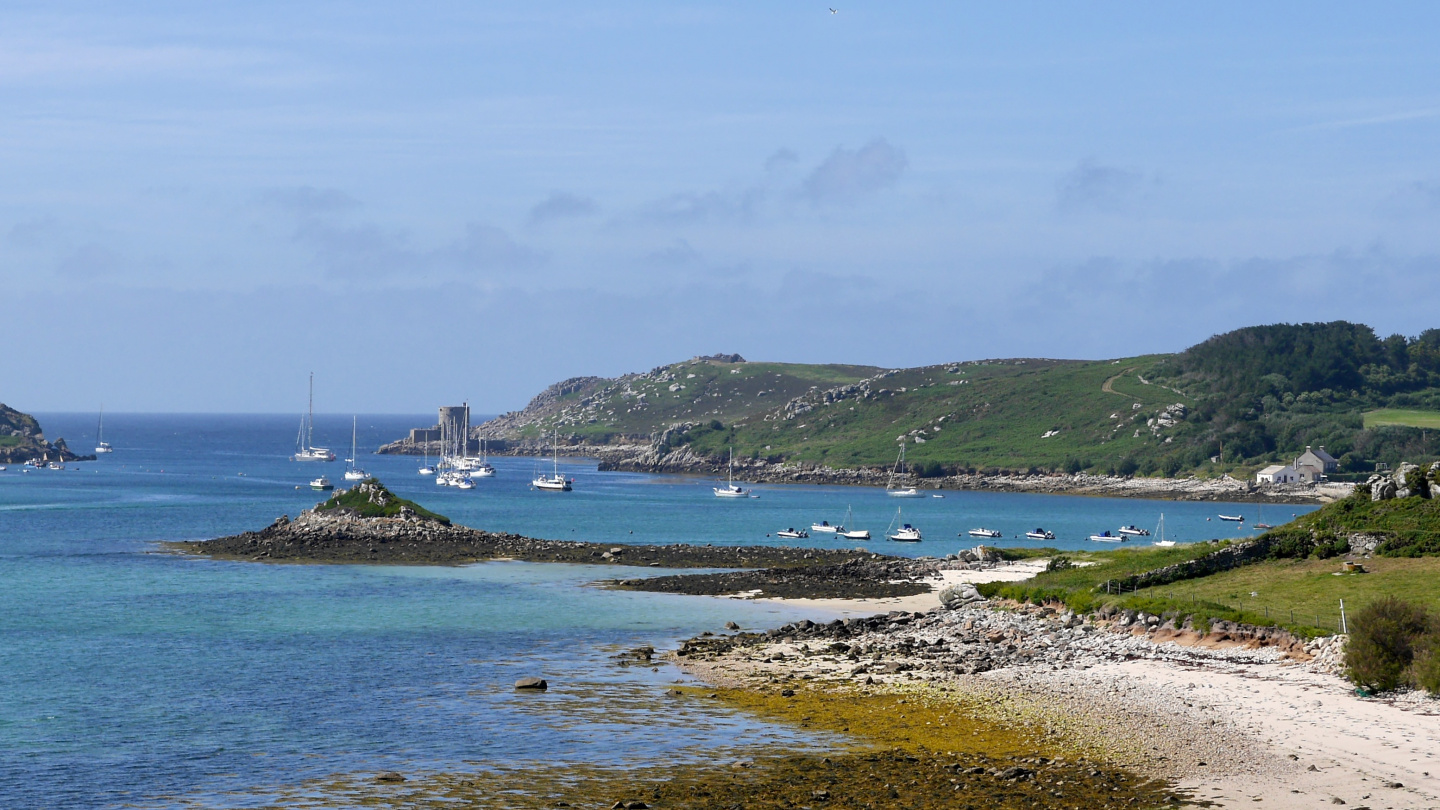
[0,403,93,463]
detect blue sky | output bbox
[4,2,1439,413]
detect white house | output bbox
[1294,445,1338,483]
[1256,464,1299,484]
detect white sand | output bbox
[1105,658,1440,808]
[743,559,1052,615]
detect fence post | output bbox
[1340,599,1347,634]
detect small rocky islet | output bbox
[170,479,938,599]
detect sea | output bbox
[0,413,1313,808]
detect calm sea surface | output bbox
[1,413,1314,808]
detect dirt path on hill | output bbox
[1101,367,1135,395]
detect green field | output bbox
[1363,408,1440,429]
[1139,556,1440,625]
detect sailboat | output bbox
[1152,513,1176,547]
[886,507,922,542]
[713,447,750,498]
[344,416,368,481]
[472,438,496,477]
[838,505,870,540]
[1252,503,1274,530]
[291,373,336,462]
[418,440,436,476]
[532,431,572,491]
[95,406,113,454]
[886,442,922,497]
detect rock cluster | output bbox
[679,600,1304,683]
[614,555,941,601]
[1365,461,1439,501]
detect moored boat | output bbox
[713,448,750,498]
[838,505,869,540]
[1118,525,1150,536]
[1089,531,1123,542]
[810,520,839,533]
[967,528,1002,539]
[776,528,808,539]
[95,406,113,454]
[291,374,336,462]
[532,431,572,491]
[885,442,923,497]
[309,476,333,491]
[1217,514,1244,522]
[1152,513,1176,547]
[343,416,368,481]
[1025,528,1056,540]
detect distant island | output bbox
[379,323,1440,501]
[0,404,93,463]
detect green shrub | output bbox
[1344,597,1432,692]
[1413,633,1440,695]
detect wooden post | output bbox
[1340,599,1348,634]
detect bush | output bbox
[1413,634,1440,695]
[1344,597,1432,692]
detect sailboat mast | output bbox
[307,372,315,449]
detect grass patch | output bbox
[315,478,450,524]
[0,435,22,447]
[1364,408,1440,429]
[1264,492,1440,557]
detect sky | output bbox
[4,2,1440,413]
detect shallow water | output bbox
[0,413,1312,807]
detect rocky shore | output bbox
[0,403,93,463]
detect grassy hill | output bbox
[466,322,1440,478]
[0,404,83,463]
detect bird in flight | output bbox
[829,7,838,13]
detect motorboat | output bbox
[1025,528,1056,540]
[532,430,573,491]
[885,442,923,497]
[1118,525,1150,537]
[810,520,839,533]
[1152,513,1176,547]
[713,447,750,498]
[95,406,113,453]
[838,505,869,540]
[343,416,368,481]
[309,476,334,491]
[967,528,1002,539]
[48,461,65,470]
[455,476,476,490]
[291,373,336,462]
[1089,531,1123,542]
[776,528,809,539]
[1217,514,1244,522]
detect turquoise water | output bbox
[0,413,1314,808]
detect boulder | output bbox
[514,677,549,690]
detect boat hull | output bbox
[886,489,923,498]
[840,531,870,541]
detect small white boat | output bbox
[1025,528,1056,540]
[1152,514,1176,547]
[1089,531,1123,543]
[343,416,368,481]
[0,465,7,471]
[931,493,945,498]
[48,461,65,470]
[810,520,839,533]
[532,431,573,492]
[309,476,333,491]
[455,476,475,490]
[838,505,870,540]
[776,528,809,539]
[1218,514,1244,522]
[418,465,436,476]
[95,406,113,454]
[967,528,1002,539]
[1118,525,1150,537]
[713,448,750,498]
[885,442,924,497]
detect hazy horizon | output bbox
[5,3,1439,413]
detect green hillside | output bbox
[476,322,1440,477]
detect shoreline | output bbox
[672,594,1440,809]
[381,440,1346,504]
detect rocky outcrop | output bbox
[0,404,93,463]
[172,496,890,569]
[1365,462,1437,501]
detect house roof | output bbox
[1257,465,1290,476]
[1299,447,1337,463]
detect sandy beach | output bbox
[679,573,1440,809]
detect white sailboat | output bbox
[344,416,368,481]
[291,373,336,462]
[838,505,870,540]
[95,406,113,454]
[471,438,496,477]
[713,447,750,498]
[1152,513,1176,547]
[886,442,922,497]
[886,507,922,542]
[532,430,572,491]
